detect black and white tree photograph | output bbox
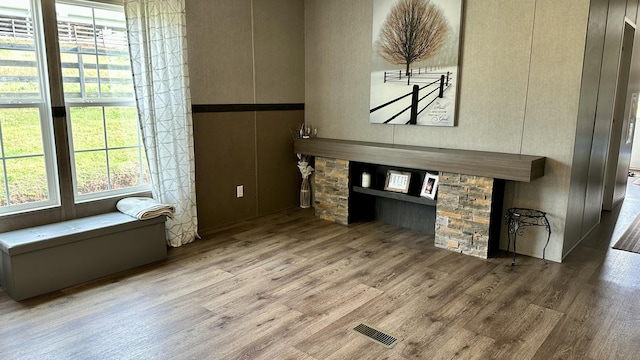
[370,0,462,126]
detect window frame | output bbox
[0,0,60,216]
[56,0,150,202]
[0,0,151,231]
[66,99,150,203]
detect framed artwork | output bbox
[384,170,411,193]
[370,0,463,126]
[420,173,439,199]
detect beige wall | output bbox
[566,0,610,255]
[187,0,304,104]
[511,0,590,262]
[304,0,592,262]
[187,0,254,104]
[183,0,640,257]
[186,0,304,235]
[565,0,640,256]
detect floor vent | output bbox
[350,323,400,348]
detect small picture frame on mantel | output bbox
[384,170,411,193]
[420,173,439,199]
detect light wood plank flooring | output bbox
[2,184,640,359]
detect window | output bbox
[0,0,58,214]
[0,0,150,219]
[56,0,149,201]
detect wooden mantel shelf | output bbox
[294,138,545,182]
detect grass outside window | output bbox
[0,0,151,213]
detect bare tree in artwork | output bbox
[377,0,448,76]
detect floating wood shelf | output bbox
[294,138,545,182]
[352,186,436,206]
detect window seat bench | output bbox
[0,212,167,301]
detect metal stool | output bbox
[504,208,551,265]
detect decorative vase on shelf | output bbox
[297,156,314,209]
[300,177,311,208]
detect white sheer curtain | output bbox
[124,0,198,247]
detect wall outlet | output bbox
[236,185,244,198]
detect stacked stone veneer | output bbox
[313,156,349,224]
[435,172,494,258]
[313,158,496,259]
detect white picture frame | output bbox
[420,173,439,199]
[384,170,411,193]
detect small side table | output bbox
[504,208,551,265]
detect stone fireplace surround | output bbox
[294,138,545,259]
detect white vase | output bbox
[300,177,311,208]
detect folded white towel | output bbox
[116,197,175,220]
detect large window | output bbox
[56,1,149,201]
[0,0,58,214]
[0,0,150,217]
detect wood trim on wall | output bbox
[192,103,304,113]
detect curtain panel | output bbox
[124,0,198,247]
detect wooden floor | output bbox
[3,185,640,359]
